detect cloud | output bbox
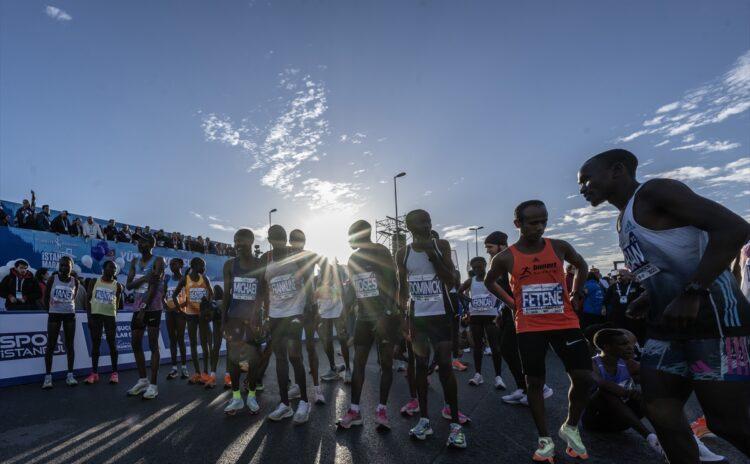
[656,101,680,114]
[647,157,750,184]
[352,169,366,177]
[616,130,650,143]
[682,134,696,143]
[423,190,433,196]
[654,140,670,147]
[208,223,236,232]
[441,225,480,242]
[189,211,204,220]
[294,178,363,212]
[45,5,72,21]
[647,165,722,181]
[202,115,256,151]
[670,139,740,154]
[561,205,618,226]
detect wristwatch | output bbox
[683,281,710,297]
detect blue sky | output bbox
[1,1,748,273]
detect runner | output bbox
[578,148,750,462]
[125,234,166,399]
[261,225,311,424]
[206,284,225,389]
[164,258,189,380]
[42,256,79,389]
[337,220,399,429]
[318,260,350,383]
[172,257,213,386]
[222,229,265,415]
[395,210,467,448]
[484,200,593,462]
[458,256,504,389]
[84,260,123,385]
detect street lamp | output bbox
[268,208,277,227]
[469,226,484,257]
[394,172,406,251]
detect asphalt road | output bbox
[0,348,744,464]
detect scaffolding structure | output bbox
[375,215,407,256]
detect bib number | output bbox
[520,283,564,315]
[189,287,207,303]
[408,274,442,302]
[270,274,297,300]
[353,272,379,299]
[233,277,258,301]
[94,288,115,304]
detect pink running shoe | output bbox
[84,373,99,385]
[400,399,420,417]
[441,406,471,425]
[374,408,391,429]
[109,372,119,384]
[336,409,363,429]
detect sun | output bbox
[296,209,364,264]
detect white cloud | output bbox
[647,157,750,184]
[423,190,433,196]
[45,5,72,21]
[353,169,365,177]
[294,178,363,212]
[647,165,722,181]
[561,205,618,226]
[441,225,479,242]
[189,211,204,220]
[616,130,650,143]
[726,158,750,170]
[682,133,696,142]
[708,167,750,184]
[671,139,740,154]
[654,140,670,147]
[656,101,680,114]
[208,223,236,232]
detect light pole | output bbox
[393,172,406,251]
[469,226,484,257]
[268,208,277,227]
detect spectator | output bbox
[196,236,207,253]
[15,191,36,229]
[117,224,133,243]
[605,270,646,345]
[0,259,41,310]
[206,237,217,254]
[50,210,71,234]
[167,232,179,249]
[70,217,84,237]
[581,271,606,329]
[143,226,152,237]
[35,267,49,307]
[82,216,104,240]
[102,219,118,241]
[35,205,51,231]
[155,229,167,247]
[591,266,610,289]
[134,226,143,238]
[0,202,10,227]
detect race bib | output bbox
[408,274,442,302]
[471,294,495,313]
[52,285,74,302]
[94,287,115,304]
[622,232,661,282]
[520,283,564,315]
[233,277,258,301]
[631,263,660,282]
[270,274,297,300]
[189,287,207,303]
[353,272,379,299]
[134,274,147,295]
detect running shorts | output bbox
[641,336,750,382]
[516,328,591,377]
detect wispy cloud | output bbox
[671,139,740,154]
[647,157,750,184]
[561,205,618,226]
[45,5,72,21]
[423,190,433,197]
[294,178,363,212]
[189,211,204,220]
[647,165,722,181]
[208,223,236,232]
[441,225,480,242]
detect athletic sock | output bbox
[232,390,242,400]
[210,371,216,377]
[350,404,360,412]
[376,404,386,412]
[248,390,256,398]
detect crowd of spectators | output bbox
[0,192,235,256]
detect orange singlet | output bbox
[509,238,580,334]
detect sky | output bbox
[1,1,748,276]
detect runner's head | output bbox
[593,328,633,359]
[514,200,547,242]
[484,231,508,257]
[289,229,306,251]
[189,257,206,275]
[267,225,287,250]
[578,149,639,207]
[169,257,184,275]
[137,234,156,255]
[469,256,487,279]
[233,228,255,259]
[58,256,73,278]
[405,209,431,239]
[102,259,117,279]
[348,220,372,249]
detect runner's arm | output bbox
[221,259,233,317]
[142,257,165,307]
[203,276,214,302]
[432,239,457,287]
[125,258,137,290]
[458,278,471,297]
[44,275,54,309]
[86,279,95,313]
[116,283,124,310]
[484,251,515,309]
[172,275,187,308]
[395,247,409,312]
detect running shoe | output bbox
[440,406,470,425]
[268,403,293,421]
[483,346,492,356]
[42,374,53,389]
[494,376,507,390]
[246,395,260,414]
[288,383,301,399]
[502,389,525,404]
[143,384,158,400]
[336,364,346,373]
[520,385,554,406]
[167,367,178,380]
[344,370,352,384]
[224,373,232,389]
[180,366,189,379]
[396,361,407,372]
[188,373,203,384]
[66,373,78,386]
[533,437,555,463]
[313,385,325,405]
[690,416,716,439]
[647,433,664,457]
[374,408,391,429]
[452,360,468,371]
[293,400,310,424]
[205,374,217,390]
[337,409,363,429]
[695,436,725,462]
[84,372,100,385]
[558,423,588,460]
[447,423,467,449]
[109,372,119,384]
[200,373,212,385]
[127,379,150,396]
[321,369,340,382]
[400,398,420,416]
[256,382,264,392]
[224,398,244,415]
[468,373,484,386]
[409,418,433,440]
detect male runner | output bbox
[396,210,466,448]
[126,234,166,400]
[578,148,750,462]
[337,220,400,429]
[485,201,592,462]
[222,229,264,415]
[261,225,311,423]
[316,259,351,386]
[164,258,188,380]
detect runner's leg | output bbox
[351,321,375,405]
[175,313,187,366]
[187,317,200,373]
[199,316,211,373]
[694,380,750,457]
[211,316,222,374]
[484,323,502,377]
[103,316,118,372]
[45,317,62,374]
[289,328,309,402]
[89,314,104,373]
[470,321,484,374]
[436,340,459,422]
[63,316,75,371]
[132,326,147,378]
[304,319,320,386]
[501,315,526,391]
[320,320,336,371]
[147,324,160,384]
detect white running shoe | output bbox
[246,395,260,414]
[42,374,53,389]
[127,379,150,396]
[293,400,310,424]
[268,403,293,421]
[344,370,352,384]
[695,436,725,462]
[143,384,158,400]
[313,386,325,405]
[502,389,525,404]
[494,376,506,390]
[520,385,553,406]
[66,372,78,386]
[483,346,492,356]
[321,369,340,381]
[288,384,301,400]
[468,373,483,386]
[224,398,245,415]
[647,433,664,457]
